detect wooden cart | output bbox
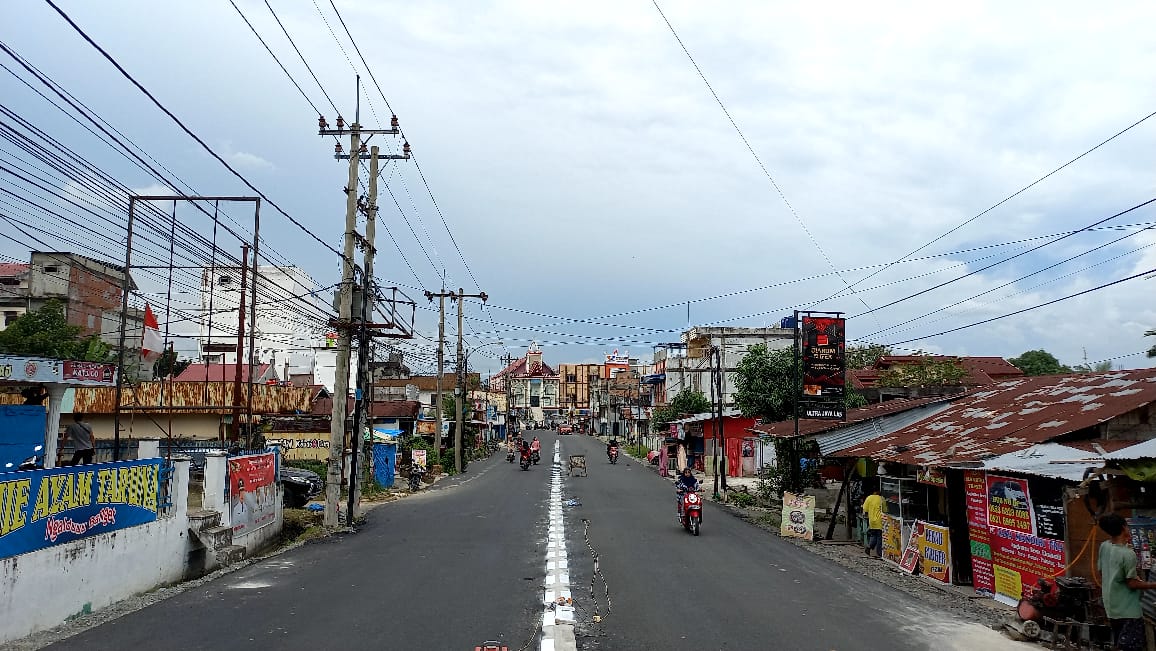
[568,455,587,477]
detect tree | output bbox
[733,344,797,422]
[153,348,192,379]
[876,354,968,388]
[1073,360,1114,373]
[0,300,111,361]
[1008,350,1073,376]
[847,343,892,370]
[651,388,711,433]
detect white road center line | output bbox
[541,439,576,651]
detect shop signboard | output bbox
[917,522,952,583]
[416,420,436,435]
[227,453,277,535]
[0,355,117,386]
[988,528,1066,604]
[0,459,161,559]
[916,467,946,487]
[799,316,846,420]
[964,470,995,595]
[780,492,815,540]
[899,520,923,573]
[882,513,904,563]
[412,449,428,472]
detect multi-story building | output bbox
[21,252,134,337]
[491,342,559,427]
[197,264,322,372]
[557,362,601,427]
[0,263,30,330]
[590,353,652,439]
[652,326,794,407]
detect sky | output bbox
[2,0,1155,377]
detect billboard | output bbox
[780,492,815,540]
[799,316,846,420]
[0,459,161,559]
[227,453,277,535]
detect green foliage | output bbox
[761,439,819,496]
[626,444,650,458]
[875,353,968,388]
[153,348,191,379]
[286,459,327,477]
[845,388,868,410]
[728,490,756,508]
[0,300,111,361]
[733,344,797,422]
[1008,349,1073,376]
[651,388,712,432]
[1074,360,1114,373]
[847,343,892,370]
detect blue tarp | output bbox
[0,405,47,471]
[372,442,396,488]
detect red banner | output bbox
[964,470,995,595]
[61,361,116,384]
[227,453,277,535]
[989,527,1066,601]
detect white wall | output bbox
[0,458,190,645]
[199,265,323,364]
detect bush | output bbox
[627,444,650,459]
[729,490,756,508]
[287,459,327,477]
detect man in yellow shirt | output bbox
[862,487,884,558]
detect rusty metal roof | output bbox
[836,369,1156,466]
[72,382,314,414]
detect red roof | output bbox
[748,397,950,439]
[850,355,1022,389]
[0,263,29,277]
[836,369,1156,466]
[174,363,271,382]
[311,397,422,419]
[493,356,557,379]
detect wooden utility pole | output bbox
[453,288,488,473]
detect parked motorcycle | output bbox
[506,448,515,463]
[408,463,424,491]
[678,487,703,536]
[608,446,619,465]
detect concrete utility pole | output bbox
[425,289,453,464]
[501,353,514,438]
[453,288,488,474]
[232,244,249,441]
[318,79,403,528]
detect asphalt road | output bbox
[47,430,1025,651]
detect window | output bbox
[44,266,59,273]
[218,275,233,287]
[0,278,17,286]
[87,314,96,329]
[566,374,577,382]
[4,311,18,326]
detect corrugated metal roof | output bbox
[71,382,314,414]
[837,369,1156,466]
[815,401,954,456]
[174,364,271,382]
[749,396,951,439]
[980,443,1103,482]
[1105,438,1156,460]
[672,408,744,425]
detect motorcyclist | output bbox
[520,439,532,461]
[530,436,541,453]
[606,438,619,460]
[675,467,700,519]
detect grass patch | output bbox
[279,508,325,547]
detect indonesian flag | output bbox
[141,304,164,362]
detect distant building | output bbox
[0,263,30,330]
[652,326,794,407]
[23,252,135,337]
[491,342,559,426]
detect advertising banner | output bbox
[266,434,331,461]
[964,470,995,595]
[799,316,846,420]
[61,361,116,384]
[416,420,437,435]
[899,520,923,573]
[0,459,161,559]
[986,473,1035,535]
[412,449,428,472]
[916,467,946,487]
[780,492,815,540]
[918,522,952,583]
[882,513,904,563]
[227,453,277,536]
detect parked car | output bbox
[281,466,323,508]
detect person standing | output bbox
[1098,513,1155,651]
[63,412,95,465]
[862,487,884,558]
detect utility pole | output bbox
[318,78,404,528]
[501,353,514,438]
[232,244,249,441]
[453,288,488,474]
[425,289,453,465]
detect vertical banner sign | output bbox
[964,470,995,595]
[412,449,428,472]
[228,453,277,535]
[918,522,952,583]
[882,513,904,563]
[0,459,161,559]
[799,316,846,420]
[978,472,1066,604]
[780,492,815,540]
[899,520,924,573]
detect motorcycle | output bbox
[519,449,532,471]
[608,446,619,464]
[408,463,424,491]
[506,448,515,463]
[531,448,540,465]
[678,487,703,536]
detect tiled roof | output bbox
[311,397,422,419]
[0,263,29,277]
[836,369,1156,466]
[174,363,271,382]
[849,355,1022,389]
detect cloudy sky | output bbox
[2,0,1155,376]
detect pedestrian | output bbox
[1098,513,1156,651]
[862,487,884,558]
[63,412,95,465]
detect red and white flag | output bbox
[141,304,164,362]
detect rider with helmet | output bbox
[675,467,700,518]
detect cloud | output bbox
[225,149,275,171]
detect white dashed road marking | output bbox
[541,440,576,651]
